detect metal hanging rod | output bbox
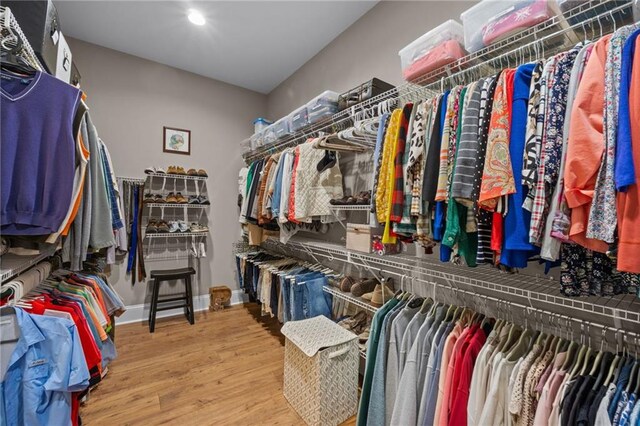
[241,0,634,164]
[145,173,208,181]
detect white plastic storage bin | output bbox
[461,0,557,53]
[262,125,277,145]
[290,106,309,132]
[306,90,339,125]
[273,116,292,140]
[281,316,359,426]
[398,19,466,82]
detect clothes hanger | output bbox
[507,328,534,361]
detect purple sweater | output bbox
[1,71,81,235]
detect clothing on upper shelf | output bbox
[364,25,640,297]
[357,294,640,426]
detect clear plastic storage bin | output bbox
[306,90,339,124]
[290,106,309,132]
[250,131,263,150]
[253,118,272,134]
[398,19,466,82]
[461,0,557,53]
[262,125,277,145]
[273,116,292,141]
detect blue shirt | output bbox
[615,28,640,192]
[1,308,89,426]
[503,63,537,268]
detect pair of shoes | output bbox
[147,218,170,233]
[190,223,209,233]
[144,193,166,204]
[187,168,208,177]
[144,166,166,175]
[339,276,356,292]
[167,220,189,233]
[350,278,378,297]
[337,311,369,335]
[166,192,187,203]
[167,166,187,175]
[187,195,210,205]
[330,191,371,206]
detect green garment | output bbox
[356,297,400,426]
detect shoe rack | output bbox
[142,172,210,262]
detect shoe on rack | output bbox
[166,192,178,203]
[339,276,356,293]
[176,166,187,175]
[351,278,378,297]
[197,195,210,205]
[167,166,178,175]
[154,194,166,203]
[167,221,180,233]
[175,192,188,204]
[187,195,200,204]
[178,220,190,233]
[146,219,159,233]
[197,169,208,177]
[190,223,208,233]
[156,220,170,233]
[155,166,166,174]
[144,167,156,175]
[143,193,155,203]
[187,168,198,176]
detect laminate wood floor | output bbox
[81,304,357,426]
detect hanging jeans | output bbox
[302,276,332,319]
[290,272,324,321]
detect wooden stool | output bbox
[148,267,196,333]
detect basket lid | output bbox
[281,315,357,357]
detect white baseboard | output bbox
[116,290,248,325]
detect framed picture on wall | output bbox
[163,126,191,155]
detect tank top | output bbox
[1,71,81,235]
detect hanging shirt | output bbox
[589,25,640,243]
[0,308,90,426]
[1,71,81,236]
[502,62,537,268]
[616,34,640,273]
[563,35,612,253]
[375,109,402,223]
[478,69,516,211]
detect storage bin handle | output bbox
[328,347,350,359]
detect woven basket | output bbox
[281,316,359,426]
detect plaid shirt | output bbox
[390,103,414,222]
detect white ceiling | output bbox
[55,1,378,93]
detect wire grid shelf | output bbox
[241,0,634,165]
[323,286,379,314]
[0,246,57,284]
[329,204,372,211]
[144,232,208,238]
[144,203,208,209]
[145,173,208,181]
[0,7,44,71]
[261,237,640,331]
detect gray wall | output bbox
[68,38,267,307]
[266,0,475,119]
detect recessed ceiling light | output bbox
[187,9,206,26]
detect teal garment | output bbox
[442,86,477,266]
[367,300,409,426]
[357,297,400,426]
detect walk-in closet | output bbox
[2,1,640,425]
